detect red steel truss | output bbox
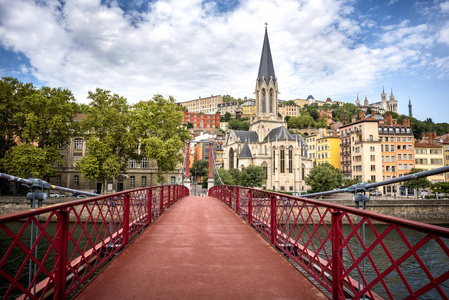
[209,186,449,299]
[0,185,188,300]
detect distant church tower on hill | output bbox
[223,26,311,192]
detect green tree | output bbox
[402,168,432,199]
[0,77,35,161]
[190,160,209,182]
[77,89,133,192]
[239,165,266,187]
[316,115,328,128]
[187,122,194,129]
[430,182,449,196]
[2,144,56,179]
[228,118,250,131]
[214,168,235,185]
[342,177,361,188]
[0,79,78,179]
[222,95,236,102]
[132,94,190,183]
[305,163,343,193]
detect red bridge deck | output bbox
[75,196,327,299]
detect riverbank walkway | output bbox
[75,196,327,299]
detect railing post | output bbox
[236,188,240,215]
[147,189,152,224]
[228,187,232,207]
[270,195,277,245]
[160,187,164,215]
[332,210,344,300]
[54,209,69,299]
[168,185,171,207]
[248,190,253,225]
[123,193,130,246]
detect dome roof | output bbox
[307,95,314,100]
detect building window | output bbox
[370,146,375,152]
[73,154,82,167]
[171,176,176,184]
[280,148,285,173]
[371,165,376,171]
[129,160,138,168]
[130,176,135,186]
[288,149,293,173]
[74,138,83,150]
[56,175,61,186]
[141,176,147,187]
[370,155,375,161]
[141,158,149,168]
[371,175,376,181]
[74,175,79,186]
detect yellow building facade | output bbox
[316,136,341,169]
[414,143,445,183]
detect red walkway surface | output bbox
[75,196,327,299]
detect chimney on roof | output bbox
[403,118,410,127]
[359,111,365,120]
[429,132,434,145]
[385,114,393,125]
[351,115,356,123]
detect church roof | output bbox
[263,126,294,142]
[257,27,276,85]
[239,139,253,158]
[234,130,259,143]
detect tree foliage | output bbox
[305,163,343,193]
[2,144,56,179]
[228,118,250,131]
[132,94,190,182]
[190,160,209,180]
[402,168,432,198]
[431,182,449,194]
[239,165,266,187]
[214,168,235,185]
[0,77,77,179]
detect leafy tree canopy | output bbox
[402,168,431,197]
[228,118,250,131]
[190,160,209,179]
[214,168,235,185]
[239,165,266,187]
[305,162,343,193]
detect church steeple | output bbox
[257,25,276,86]
[255,24,279,120]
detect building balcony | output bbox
[354,139,382,145]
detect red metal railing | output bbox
[0,185,188,299]
[209,186,449,299]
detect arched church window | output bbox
[229,148,234,169]
[262,162,268,179]
[272,148,276,173]
[288,148,293,173]
[262,89,266,113]
[280,147,285,173]
[269,89,273,114]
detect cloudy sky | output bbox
[1,0,448,123]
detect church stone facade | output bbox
[223,27,312,192]
[355,88,398,115]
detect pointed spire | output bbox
[357,93,359,100]
[239,138,252,158]
[383,86,385,93]
[257,25,276,85]
[391,88,393,96]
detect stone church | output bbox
[223,27,312,192]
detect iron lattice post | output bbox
[332,210,344,299]
[270,195,277,245]
[123,193,130,246]
[54,209,69,299]
[168,186,171,207]
[248,190,253,225]
[236,188,240,214]
[160,187,164,215]
[147,189,152,224]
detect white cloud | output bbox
[0,0,446,107]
